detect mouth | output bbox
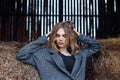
[58,42,64,45]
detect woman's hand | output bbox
[73,28,80,36]
[46,32,51,37]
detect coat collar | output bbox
[50,49,71,77]
[71,54,82,76]
[50,49,82,78]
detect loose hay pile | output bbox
[92,38,120,80]
[0,38,120,80]
[0,42,40,80]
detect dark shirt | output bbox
[60,53,75,73]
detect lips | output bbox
[58,42,64,45]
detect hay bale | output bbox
[0,41,40,80]
[86,38,120,80]
[0,38,120,80]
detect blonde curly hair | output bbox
[49,21,80,54]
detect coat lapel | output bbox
[50,49,73,78]
[71,53,82,76]
[50,49,82,79]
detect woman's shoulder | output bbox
[34,47,51,58]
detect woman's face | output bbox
[56,28,69,49]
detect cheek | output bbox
[63,37,67,41]
[54,38,58,44]
[65,39,69,45]
[55,38,59,42]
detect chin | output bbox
[58,45,64,48]
[58,46,64,48]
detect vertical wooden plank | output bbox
[0,0,2,40]
[86,0,89,36]
[59,0,63,22]
[42,0,45,35]
[115,0,120,36]
[40,0,44,35]
[83,0,85,35]
[97,0,106,38]
[55,0,57,23]
[0,17,1,40]
[94,0,97,38]
[31,0,35,40]
[4,0,7,41]
[74,0,75,22]
[16,0,22,41]
[35,0,38,38]
[52,0,54,26]
[65,0,66,20]
[49,0,51,30]
[107,0,114,37]
[67,0,69,20]
[12,0,17,41]
[45,0,48,34]
[76,0,78,31]
[70,0,73,20]
[79,0,82,33]
[23,0,27,41]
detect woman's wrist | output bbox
[76,32,80,37]
[73,29,80,36]
[46,32,51,38]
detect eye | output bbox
[63,34,67,38]
[56,34,60,37]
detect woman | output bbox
[16,21,101,80]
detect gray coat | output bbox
[16,34,101,80]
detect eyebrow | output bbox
[56,33,66,35]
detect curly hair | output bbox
[49,21,80,54]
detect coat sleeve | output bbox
[77,34,101,57]
[16,35,48,66]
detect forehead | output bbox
[56,28,65,34]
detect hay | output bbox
[87,38,120,80]
[0,38,120,80]
[0,42,40,80]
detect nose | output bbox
[59,36,63,40]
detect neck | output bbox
[59,48,71,56]
[59,47,67,52]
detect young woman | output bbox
[16,21,101,80]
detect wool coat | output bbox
[16,34,101,80]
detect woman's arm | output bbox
[73,29,101,57]
[77,34,101,57]
[16,35,48,66]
